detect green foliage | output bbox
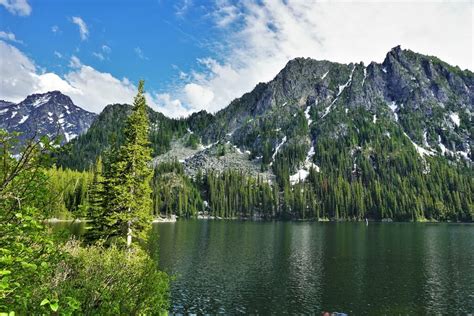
[197,170,277,219]
[43,241,169,315]
[93,80,154,245]
[146,106,472,222]
[152,160,204,218]
[1,108,171,313]
[0,130,66,312]
[185,133,200,149]
[44,167,93,219]
[56,103,188,171]
[83,156,107,243]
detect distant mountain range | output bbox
[5,45,473,220]
[54,46,472,173]
[0,91,96,144]
[4,46,473,174]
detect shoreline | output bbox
[44,216,470,224]
[43,218,89,223]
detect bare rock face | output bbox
[57,46,473,175]
[191,45,472,167]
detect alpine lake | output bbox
[53,220,474,314]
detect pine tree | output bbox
[101,80,153,246]
[84,156,105,243]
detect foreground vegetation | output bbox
[0,81,169,314]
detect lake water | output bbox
[52,220,474,314]
[153,221,474,314]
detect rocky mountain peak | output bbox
[0,91,96,144]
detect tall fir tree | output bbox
[101,80,153,246]
[83,156,105,243]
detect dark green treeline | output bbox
[56,156,473,222]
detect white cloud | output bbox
[69,55,82,68]
[164,0,473,115]
[175,0,192,17]
[1,1,471,119]
[92,52,105,61]
[102,45,111,54]
[0,31,22,43]
[134,47,148,60]
[93,44,111,61]
[0,0,31,16]
[0,40,193,116]
[54,51,62,58]
[51,25,59,33]
[213,0,241,28]
[71,16,89,40]
[184,83,214,109]
[0,41,81,102]
[154,93,192,118]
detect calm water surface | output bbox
[153,221,474,314]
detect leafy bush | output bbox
[42,240,170,315]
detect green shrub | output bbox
[43,240,169,315]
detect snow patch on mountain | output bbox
[362,67,367,87]
[388,101,399,122]
[290,142,320,185]
[304,105,312,126]
[18,115,29,124]
[321,65,356,119]
[31,95,51,108]
[449,112,460,127]
[403,132,435,157]
[290,169,310,185]
[270,136,287,166]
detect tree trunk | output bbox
[127,218,132,248]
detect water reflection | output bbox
[422,224,474,314]
[157,221,474,314]
[50,221,474,314]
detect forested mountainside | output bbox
[0,91,96,144]
[55,46,473,221]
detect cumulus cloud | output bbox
[164,0,473,115]
[154,93,192,118]
[1,1,471,119]
[0,41,81,102]
[0,0,31,16]
[71,16,89,40]
[0,40,193,116]
[0,31,22,43]
[184,83,215,109]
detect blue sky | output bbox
[1,0,472,117]
[1,0,223,95]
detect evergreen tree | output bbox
[101,80,153,246]
[84,156,105,243]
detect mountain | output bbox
[56,46,473,221]
[0,91,96,144]
[61,46,472,171]
[55,103,191,170]
[200,46,472,161]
